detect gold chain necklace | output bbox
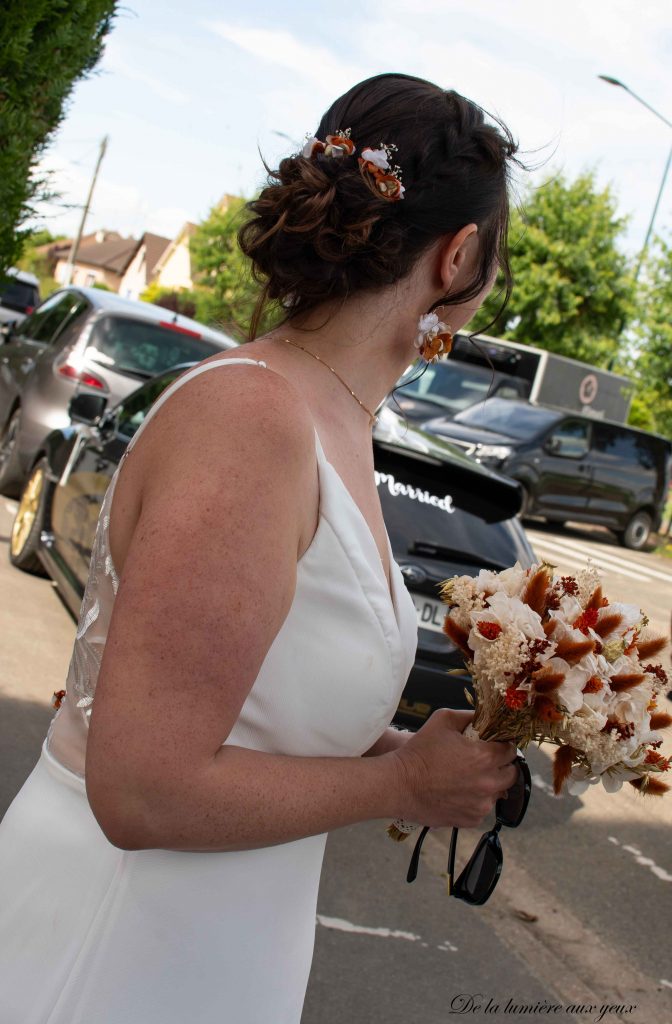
[281,338,378,427]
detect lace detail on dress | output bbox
[65,475,122,721]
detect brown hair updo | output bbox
[239,72,523,337]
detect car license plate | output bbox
[412,593,448,633]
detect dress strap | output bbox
[124,357,268,455]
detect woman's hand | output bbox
[389,708,519,830]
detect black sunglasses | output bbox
[406,751,531,905]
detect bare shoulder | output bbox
[134,358,316,490]
[108,357,318,579]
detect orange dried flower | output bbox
[522,566,551,616]
[52,689,66,710]
[629,776,671,796]
[636,636,669,661]
[609,672,647,693]
[582,675,603,694]
[553,744,577,795]
[504,686,527,710]
[573,608,599,634]
[533,695,564,722]
[443,616,471,657]
[476,621,503,640]
[593,611,625,638]
[644,750,671,771]
[532,668,565,694]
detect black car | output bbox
[393,356,530,424]
[423,397,672,550]
[8,370,536,727]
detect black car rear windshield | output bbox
[0,279,39,313]
[454,398,559,439]
[398,362,498,414]
[87,315,221,378]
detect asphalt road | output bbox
[1,498,671,1024]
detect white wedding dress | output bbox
[0,357,419,1023]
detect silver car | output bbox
[0,287,236,496]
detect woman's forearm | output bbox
[362,725,413,757]
[107,743,406,853]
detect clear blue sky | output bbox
[33,0,672,257]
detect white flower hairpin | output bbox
[302,128,405,202]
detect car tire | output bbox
[0,409,24,498]
[618,510,652,551]
[517,483,534,518]
[9,457,50,576]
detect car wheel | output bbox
[618,510,652,551]
[0,409,24,497]
[9,457,50,576]
[517,483,534,518]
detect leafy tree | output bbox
[0,0,117,275]
[471,169,636,366]
[16,228,66,298]
[190,197,280,341]
[141,281,198,320]
[631,235,672,439]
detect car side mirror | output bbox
[68,392,108,425]
[544,436,561,454]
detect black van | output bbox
[423,397,672,550]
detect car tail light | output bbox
[25,305,34,314]
[57,363,106,389]
[158,320,202,339]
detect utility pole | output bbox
[62,135,108,286]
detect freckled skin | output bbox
[84,240,519,852]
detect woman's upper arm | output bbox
[84,366,317,832]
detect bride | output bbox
[0,72,523,1022]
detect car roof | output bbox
[458,397,672,449]
[49,286,237,347]
[4,267,40,287]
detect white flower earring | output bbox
[415,309,453,363]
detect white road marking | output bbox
[660,979,672,989]
[437,939,459,952]
[608,835,672,883]
[316,914,422,942]
[546,537,672,584]
[527,530,672,584]
[528,532,647,581]
[531,773,560,798]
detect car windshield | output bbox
[0,279,38,313]
[396,362,498,414]
[454,398,559,439]
[86,315,221,378]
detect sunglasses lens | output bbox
[462,837,500,901]
[497,761,528,826]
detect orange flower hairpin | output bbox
[302,128,405,201]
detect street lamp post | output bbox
[598,75,672,283]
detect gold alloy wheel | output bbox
[10,466,44,558]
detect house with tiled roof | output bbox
[54,230,138,291]
[118,231,172,299]
[151,222,198,292]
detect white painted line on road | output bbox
[531,773,560,798]
[529,535,648,582]
[660,979,672,989]
[316,914,422,942]
[608,835,672,883]
[529,534,652,581]
[437,939,459,952]
[540,536,672,585]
